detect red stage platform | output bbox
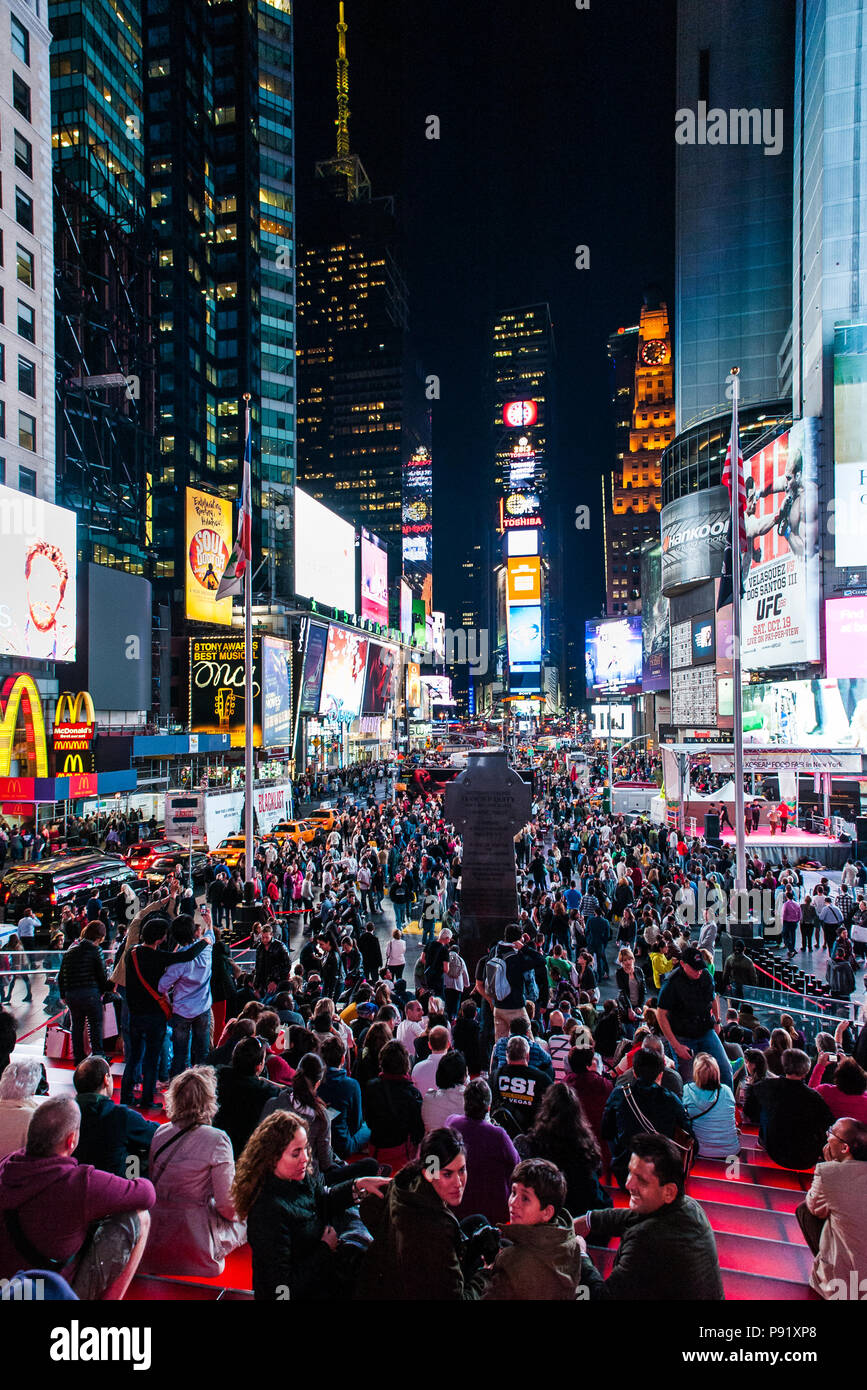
[717,827,849,867]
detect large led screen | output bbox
[295,488,356,612]
[742,678,867,750]
[585,616,642,697]
[825,598,867,680]
[362,642,397,714]
[741,420,820,671]
[421,674,455,705]
[0,485,77,661]
[506,557,541,603]
[299,623,328,715]
[262,636,293,747]
[360,528,389,625]
[399,580,413,639]
[640,542,669,692]
[185,487,233,626]
[319,626,368,721]
[508,604,543,667]
[189,635,262,748]
[833,323,867,567]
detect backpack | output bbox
[523,966,539,1002]
[484,952,511,1003]
[447,950,463,980]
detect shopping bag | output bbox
[45,1027,72,1060]
[103,1002,118,1037]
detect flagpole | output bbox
[243,394,254,892]
[730,367,747,898]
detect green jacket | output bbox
[483,1212,586,1301]
[581,1195,724,1300]
[356,1165,485,1301]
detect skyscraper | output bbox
[296,3,429,592]
[675,0,794,430]
[50,0,154,570]
[141,0,296,716]
[490,303,558,705]
[603,301,672,616]
[1,0,54,502]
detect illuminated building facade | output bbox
[604,300,673,616]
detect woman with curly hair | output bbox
[514,1081,611,1215]
[233,1110,388,1301]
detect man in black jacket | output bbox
[744,1048,833,1170]
[119,916,207,1111]
[73,1056,158,1177]
[254,925,291,995]
[483,924,548,1042]
[358,921,382,981]
[575,1132,723,1300]
[601,1047,692,1188]
[213,1036,282,1157]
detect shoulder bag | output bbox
[621,1083,695,1176]
[130,946,172,1018]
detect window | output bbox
[16,245,34,287]
[17,300,35,342]
[14,131,32,178]
[12,72,30,120]
[18,357,35,397]
[18,411,35,452]
[10,13,29,65]
[18,465,36,496]
[148,57,171,78]
[0,344,4,380]
[0,401,5,437]
[0,459,5,484]
[15,188,33,232]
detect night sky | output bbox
[294,0,676,649]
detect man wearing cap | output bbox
[655,945,732,1090]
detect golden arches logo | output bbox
[60,753,85,775]
[0,674,49,779]
[55,690,96,729]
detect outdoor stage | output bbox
[717,826,851,869]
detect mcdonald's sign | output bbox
[53,690,96,774]
[0,674,48,779]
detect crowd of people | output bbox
[0,747,866,1301]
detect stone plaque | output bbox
[444,748,531,966]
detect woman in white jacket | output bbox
[384,928,406,981]
[142,1066,246,1277]
[0,1060,44,1160]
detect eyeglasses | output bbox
[826,1128,846,1143]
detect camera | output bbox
[462,1223,501,1270]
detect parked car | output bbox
[0,856,147,935]
[145,850,211,889]
[123,839,186,872]
[304,807,337,833]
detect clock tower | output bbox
[604,301,674,616]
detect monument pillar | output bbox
[444,748,531,972]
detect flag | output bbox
[216,404,252,600]
[721,416,747,555]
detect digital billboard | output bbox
[185,487,233,625]
[691,612,715,666]
[399,579,413,639]
[412,598,426,648]
[507,604,543,667]
[262,636,293,747]
[742,678,867,750]
[402,445,433,580]
[319,626,368,721]
[825,597,867,680]
[299,623,328,715]
[421,675,455,705]
[640,542,669,692]
[507,528,539,557]
[0,484,77,661]
[189,635,262,748]
[360,528,389,625]
[430,611,446,662]
[88,564,152,710]
[833,323,867,567]
[660,486,729,596]
[405,661,421,710]
[294,488,356,612]
[503,400,538,428]
[362,642,397,714]
[741,419,820,671]
[506,557,541,603]
[585,616,642,697]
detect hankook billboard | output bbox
[660,486,729,596]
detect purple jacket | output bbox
[446,1114,520,1225]
[0,1150,155,1278]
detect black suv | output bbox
[0,855,146,937]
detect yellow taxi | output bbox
[270,819,317,846]
[304,807,337,833]
[210,835,248,868]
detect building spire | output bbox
[336,2,350,159]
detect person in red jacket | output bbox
[0,1095,155,1298]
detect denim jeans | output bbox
[65,987,104,1063]
[169,1009,211,1078]
[421,917,436,946]
[121,1012,167,1106]
[392,902,407,931]
[673,1026,733,1090]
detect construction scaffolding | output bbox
[53,169,156,572]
